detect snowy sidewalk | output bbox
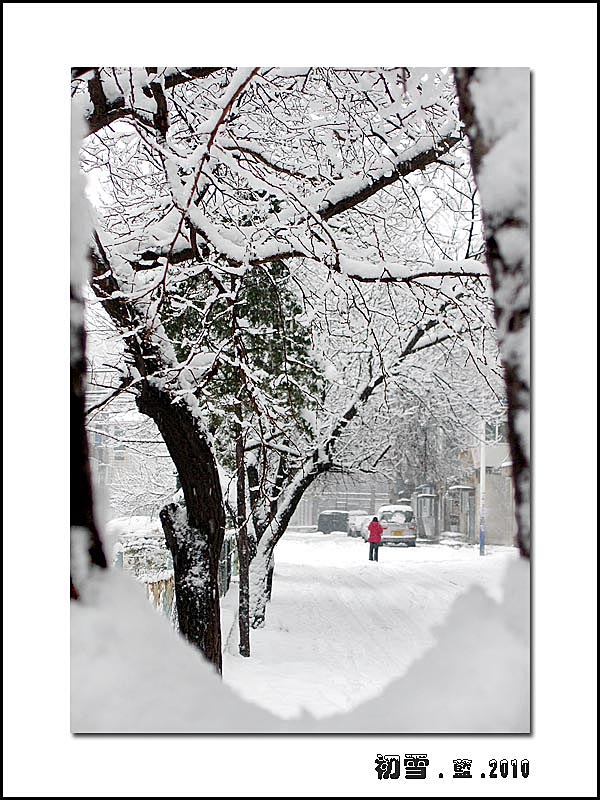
[223,530,518,719]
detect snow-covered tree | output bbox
[454,68,530,557]
[246,268,496,626]
[164,258,323,654]
[72,66,521,664]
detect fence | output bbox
[133,532,237,628]
[144,573,177,627]
[218,534,237,597]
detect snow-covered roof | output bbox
[447,484,473,491]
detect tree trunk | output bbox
[160,501,221,668]
[91,239,226,668]
[249,544,274,630]
[250,460,330,628]
[70,285,107,599]
[235,416,251,657]
[137,382,225,673]
[265,554,275,602]
[454,68,531,558]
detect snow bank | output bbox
[72,556,529,733]
[326,556,529,732]
[71,570,281,733]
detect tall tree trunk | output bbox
[70,285,107,599]
[235,411,251,657]
[250,460,330,628]
[137,382,225,673]
[249,542,275,630]
[160,501,221,664]
[91,241,226,669]
[454,68,531,558]
[265,554,275,602]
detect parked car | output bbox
[317,510,349,535]
[347,509,370,537]
[378,507,417,547]
[377,502,413,518]
[359,513,386,541]
[359,517,372,541]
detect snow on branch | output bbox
[76,68,222,135]
[318,132,460,220]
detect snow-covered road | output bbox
[222,530,519,719]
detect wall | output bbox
[476,471,517,546]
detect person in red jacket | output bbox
[367,516,383,561]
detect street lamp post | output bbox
[479,421,486,555]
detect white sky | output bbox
[3,3,597,797]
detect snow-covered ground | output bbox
[71,527,528,733]
[223,529,517,719]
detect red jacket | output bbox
[368,520,383,543]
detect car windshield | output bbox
[382,510,412,524]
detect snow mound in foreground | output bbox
[71,558,529,733]
[71,570,279,734]
[328,556,529,732]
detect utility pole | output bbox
[479,420,486,556]
[235,409,251,657]
[231,275,250,657]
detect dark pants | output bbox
[369,542,380,561]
